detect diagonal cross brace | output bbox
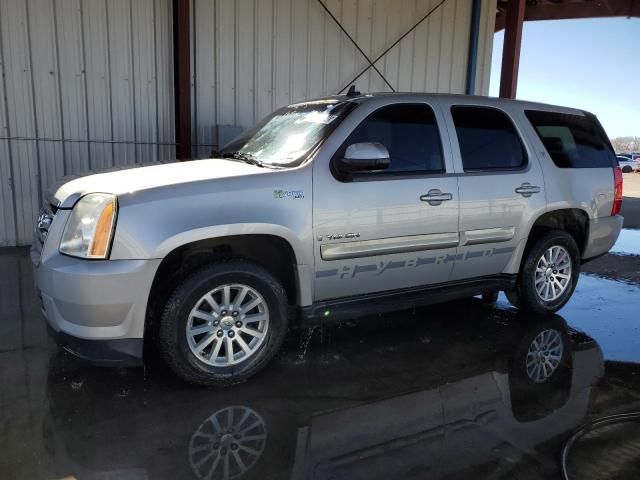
[328,0,450,95]
[316,0,396,93]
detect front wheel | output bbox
[511,230,580,314]
[158,259,289,387]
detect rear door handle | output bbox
[515,183,541,198]
[420,189,453,206]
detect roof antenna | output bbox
[346,85,360,97]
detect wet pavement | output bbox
[580,228,640,284]
[610,228,640,256]
[2,247,640,480]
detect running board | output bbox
[299,274,517,325]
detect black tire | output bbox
[158,259,288,387]
[621,165,632,173]
[514,230,580,314]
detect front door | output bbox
[312,99,460,301]
[437,100,547,281]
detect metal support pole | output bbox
[465,0,482,95]
[173,0,192,159]
[499,0,526,99]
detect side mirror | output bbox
[335,142,390,173]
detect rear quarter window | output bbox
[525,110,616,168]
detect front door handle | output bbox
[515,183,541,198]
[420,189,453,206]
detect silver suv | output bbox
[32,93,623,386]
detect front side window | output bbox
[525,110,616,168]
[335,103,445,176]
[451,106,527,171]
[220,100,354,168]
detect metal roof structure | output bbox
[495,0,639,99]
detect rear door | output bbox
[312,99,460,301]
[437,100,547,280]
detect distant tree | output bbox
[611,136,640,153]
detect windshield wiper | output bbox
[220,151,269,168]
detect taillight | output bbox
[612,166,623,216]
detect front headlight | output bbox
[59,193,117,259]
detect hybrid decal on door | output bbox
[273,189,304,199]
[315,246,516,279]
[324,233,361,240]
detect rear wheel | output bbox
[621,165,632,173]
[159,259,288,387]
[512,230,580,314]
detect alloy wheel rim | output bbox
[189,406,267,480]
[525,329,564,383]
[186,284,269,367]
[534,245,572,302]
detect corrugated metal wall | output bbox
[191,0,496,157]
[0,0,175,246]
[0,0,497,247]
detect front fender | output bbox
[113,221,314,307]
[150,223,314,307]
[108,167,313,264]
[152,223,307,261]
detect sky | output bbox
[489,17,640,139]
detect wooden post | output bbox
[173,0,192,159]
[499,0,526,99]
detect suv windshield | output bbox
[219,100,354,168]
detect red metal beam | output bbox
[499,0,526,99]
[496,0,640,31]
[173,0,192,160]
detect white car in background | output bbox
[616,155,640,173]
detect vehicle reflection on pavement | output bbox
[2,248,638,480]
[42,305,603,480]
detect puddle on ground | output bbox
[3,248,640,480]
[498,273,640,363]
[610,228,640,256]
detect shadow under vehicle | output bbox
[43,301,604,480]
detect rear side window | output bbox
[337,103,444,175]
[525,110,616,168]
[451,106,527,171]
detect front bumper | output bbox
[46,321,144,366]
[34,249,161,364]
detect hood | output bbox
[51,159,264,208]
